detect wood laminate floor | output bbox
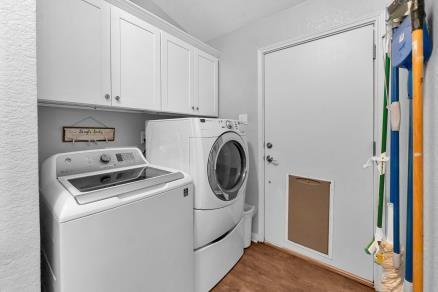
[212,243,374,292]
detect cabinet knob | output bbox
[115,96,120,101]
[192,106,195,110]
[196,107,199,111]
[104,94,110,100]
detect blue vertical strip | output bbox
[405,70,413,283]
[390,66,400,255]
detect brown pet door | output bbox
[288,175,331,255]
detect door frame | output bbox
[256,12,385,279]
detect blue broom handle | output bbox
[405,70,413,283]
[390,66,400,255]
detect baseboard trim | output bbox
[263,242,374,289]
[251,232,260,243]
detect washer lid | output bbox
[58,165,184,205]
[207,132,248,201]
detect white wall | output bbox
[38,107,175,165]
[423,0,438,289]
[208,0,384,239]
[0,0,40,291]
[210,0,438,289]
[128,0,184,30]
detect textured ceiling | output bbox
[133,0,306,41]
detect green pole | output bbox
[377,53,391,229]
[365,52,391,256]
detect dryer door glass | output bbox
[216,141,244,190]
[208,133,247,201]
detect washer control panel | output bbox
[56,148,145,177]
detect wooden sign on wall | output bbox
[63,127,115,142]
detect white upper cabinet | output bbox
[111,7,161,110]
[37,0,218,115]
[161,33,195,115]
[37,0,111,106]
[194,49,218,117]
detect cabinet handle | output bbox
[115,96,120,101]
[104,94,110,100]
[192,106,195,110]
[196,107,199,111]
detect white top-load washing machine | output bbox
[146,118,249,291]
[40,147,194,292]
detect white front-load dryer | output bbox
[146,118,249,292]
[189,128,248,249]
[193,130,248,209]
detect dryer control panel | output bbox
[56,148,146,177]
[200,118,245,135]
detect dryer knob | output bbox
[100,154,111,164]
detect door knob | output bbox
[266,155,274,163]
[266,142,273,149]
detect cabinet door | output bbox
[111,7,161,110]
[37,0,111,106]
[194,49,218,117]
[161,33,195,114]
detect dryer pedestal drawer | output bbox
[194,218,244,292]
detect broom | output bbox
[364,49,390,258]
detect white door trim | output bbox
[256,12,385,279]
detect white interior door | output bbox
[111,6,161,110]
[37,0,111,105]
[264,25,375,281]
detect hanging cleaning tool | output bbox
[392,16,414,292]
[389,4,432,290]
[373,22,406,291]
[390,63,401,269]
[364,51,390,260]
[387,0,411,24]
[405,72,414,292]
[411,2,425,290]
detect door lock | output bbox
[266,142,273,149]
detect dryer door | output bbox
[207,132,248,201]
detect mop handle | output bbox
[411,1,425,290]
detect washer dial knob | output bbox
[226,120,233,129]
[100,154,111,164]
